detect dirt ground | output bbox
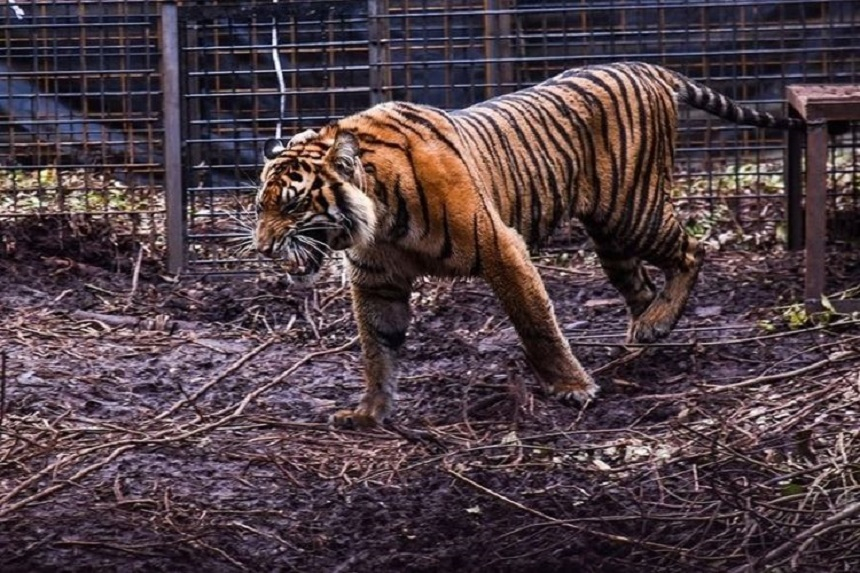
[0,216,858,572]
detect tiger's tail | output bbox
[671,72,805,131]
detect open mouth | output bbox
[281,247,324,276]
[278,227,329,276]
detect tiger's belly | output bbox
[347,240,476,282]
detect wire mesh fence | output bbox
[0,0,858,273]
[0,0,164,249]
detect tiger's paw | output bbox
[549,379,599,404]
[628,304,677,344]
[329,408,379,430]
[330,389,393,430]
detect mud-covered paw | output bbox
[549,379,599,404]
[627,304,677,344]
[627,319,673,344]
[329,409,379,430]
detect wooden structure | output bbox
[786,84,860,311]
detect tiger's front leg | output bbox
[330,275,412,429]
[482,225,598,403]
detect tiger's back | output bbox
[452,62,681,251]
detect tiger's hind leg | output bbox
[627,213,704,344]
[592,243,657,320]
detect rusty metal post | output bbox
[368,0,390,106]
[160,1,185,274]
[804,120,827,304]
[785,106,804,250]
[483,0,512,99]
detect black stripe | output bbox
[519,91,576,229]
[470,212,482,276]
[464,107,527,213]
[612,71,653,238]
[418,179,431,238]
[452,113,508,218]
[367,285,412,304]
[626,81,664,246]
[649,219,682,263]
[465,107,528,232]
[640,177,668,248]
[524,87,595,217]
[359,131,408,152]
[552,79,610,221]
[575,72,624,224]
[490,215,501,255]
[637,90,670,248]
[399,101,461,133]
[498,95,565,243]
[376,328,407,350]
[440,204,453,259]
[345,251,386,274]
[483,98,547,244]
[315,189,330,215]
[596,67,636,222]
[402,145,431,237]
[373,177,389,208]
[632,94,673,247]
[330,182,350,218]
[392,104,464,159]
[391,176,410,240]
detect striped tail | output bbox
[673,74,805,131]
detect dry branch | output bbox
[731,501,860,573]
[154,330,286,421]
[69,309,197,331]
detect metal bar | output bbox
[497,0,514,88]
[484,0,499,99]
[160,0,186,274]
[804,120,828,305]
[367,0,390,106]
[786,104,804,250]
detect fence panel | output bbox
[0,0,163,246]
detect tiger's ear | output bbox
[286,129,318,149]
[263,138,285,160]
[263,130,318,160]
[326,129,360,178]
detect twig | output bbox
[591,347,645,375]
[55,538,161,557]
[154,330,285,421]
[303,297,321,340]
[0,349,6,431]
[633,350,859,402]
[128,242,144,302]
[269,335,357,387]
[147,335,359,443]
[533,262,592,276]
[446,467,686,553]
[567,317,860,348]
[171,378,206,421]
[0,444,135,518]
[70,309,197,331]
[731,501,860,573]
[703,351,858,394]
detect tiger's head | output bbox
[254,127,377,274]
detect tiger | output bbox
[254,61,803,429]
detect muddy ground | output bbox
[0,217,858,572]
